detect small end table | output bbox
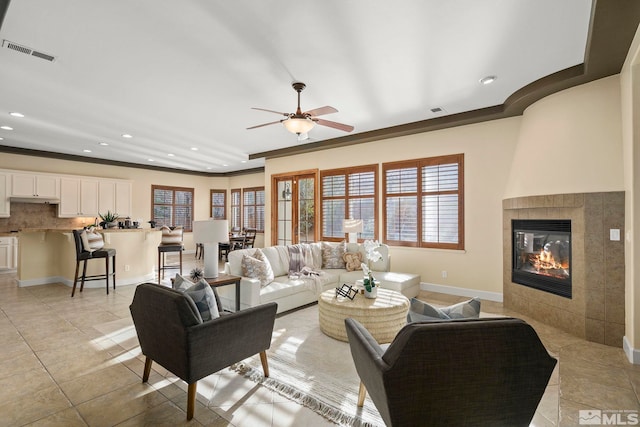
[205,274,242,312]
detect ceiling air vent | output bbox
[430,107,446,114]
[2,39,56,62]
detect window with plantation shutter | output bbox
[210,189,226,219]
[321,165,377,241]
[383,154,464,249]
[243,187,265,232]
[151,185,194,231]
[230,189,241,229]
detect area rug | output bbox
[226,305,384,427]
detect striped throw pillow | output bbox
[80,227,104,252]
[161,226,183,244]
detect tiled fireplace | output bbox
[503,192,625,347]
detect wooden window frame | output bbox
[242,186,265,232]
[383,154,464,250]
[230,188,241,230]
[320,164,378,242]
[151,185,195,232]
[210,189,226,220]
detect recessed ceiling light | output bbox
[1,126,13,130]
[223,164,228,167]
[479,75,497,85]
[206,166,213,170]
[9,112,24,118]
[98,142,109,146]
[190,147,198,151]
[241,160,247,163]
[148,158,154,162]
[121,133,133,138]
[83,149,92,153]
[0,137,4,141]
[167,153,175,157]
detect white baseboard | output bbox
[623,336,640,364]
[17,274,154,288]
[420,282,503,302]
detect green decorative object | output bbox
[99,210,119,228]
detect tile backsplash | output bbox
[0,203,95,231]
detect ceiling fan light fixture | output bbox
[283,117,315,135]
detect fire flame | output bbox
[534,249,564,271]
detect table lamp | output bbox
[193,219,228,278]
[342,219,363,244]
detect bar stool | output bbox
[158,226,184,284]
[71,229,116,297]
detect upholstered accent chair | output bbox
[130,283,278,420]
[345,317,556,427]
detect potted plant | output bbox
[361,240,383,299]
[99,211,119,228]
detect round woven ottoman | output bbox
[318,287,409,343]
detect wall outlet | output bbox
[441,270,447,278]
[124,264,131,272]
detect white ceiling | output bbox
[0,0,592,174]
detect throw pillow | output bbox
[161,226,183,244]
[80,227,104,252]
[173,274,223,314]
[241,249,274,287]
[407,297,481,322]
[343,251,363,272]
[322,241,347,269]
[182,279,220,321]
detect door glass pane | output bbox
[298,178,315,243]
[276,180,293,245]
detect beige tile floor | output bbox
[0,254,639,426]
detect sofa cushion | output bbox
[241,249,274,287]
[173,273,224,314]
[343,252,363,271]
[182,280,220,321]
[261,246,289,277]
[322,241,347,269]
[407,297,481,322]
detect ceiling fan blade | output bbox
[251,107,289,116]
[315,118,354,132]
[247,120,282,130]
[304,106,338,117]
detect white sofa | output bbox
[219,242,421,313]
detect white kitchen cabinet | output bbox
[0,236,17,270]
[0,172,9,217]
[11,173,59,198]
[98,180,132,217]
[59,177,99,217]
[115,181,132,217]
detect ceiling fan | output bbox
[247,82,354,136]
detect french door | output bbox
[272,171,318,245]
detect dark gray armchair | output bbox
[130,283,277,420]
[345,317,556,427]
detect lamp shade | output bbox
[283,117,315,134]
[342,219,363,233]
[193,219,228,243]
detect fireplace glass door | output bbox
[512,219,571,298]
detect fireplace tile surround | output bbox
[503,192,624,347]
